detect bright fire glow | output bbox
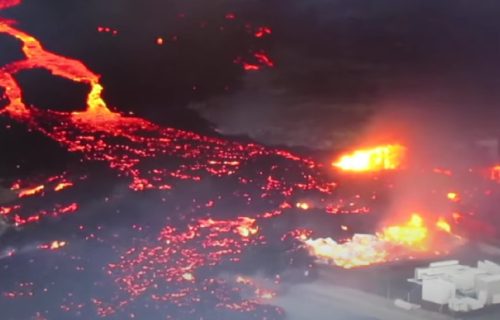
[491,165,500,183]
[333,144,406,172]
[380,213,428,248]
[295,202,310,210]
[304,214,455,269]
[305,235,388,269]
[447,192,460,202]
[436,217,451,233]
[18,185,44,198]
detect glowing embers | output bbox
[107,217,269,316]
[333,144,406,173]
[234,52,275,71]
[199,217,259,238]
[254,26,272,38]
[303,214,456,269]
[436,217,451,233]
[380,214,452,250]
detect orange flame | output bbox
[295,202,310,210]
[436,217,451,233]
[447,192,460,202]
[236,218,259,237]
[380,213,428,249]
[304,214,455,269]
[491,165,500,183]
[333,144,406,172]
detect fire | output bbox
[436,217,451,233]
[381,213,428,248]
[295,202,310,210]
[304,235,388,269]
[333,144,406,172]
[304,214,455,269]
[38,241,67,251]
[491,165,500,182]
[447,192,460,202]
[236,218,259,237]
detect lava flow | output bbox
[0,1,498,320]
[0,2,336,318]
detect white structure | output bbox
[394,299,420,311]
[409,260,500,312]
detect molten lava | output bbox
[333,144,406,172]
[0,18,114,118]
[0,1,491,319]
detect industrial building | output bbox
[409,260,500,312]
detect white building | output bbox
[409,260,500,312]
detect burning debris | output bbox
[304,234,388,269]
[303,213,459,269]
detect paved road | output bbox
[273,277,453,320]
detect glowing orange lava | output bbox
[18,185,44,198]
[0,17,115,119]
[333,144,406,173]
